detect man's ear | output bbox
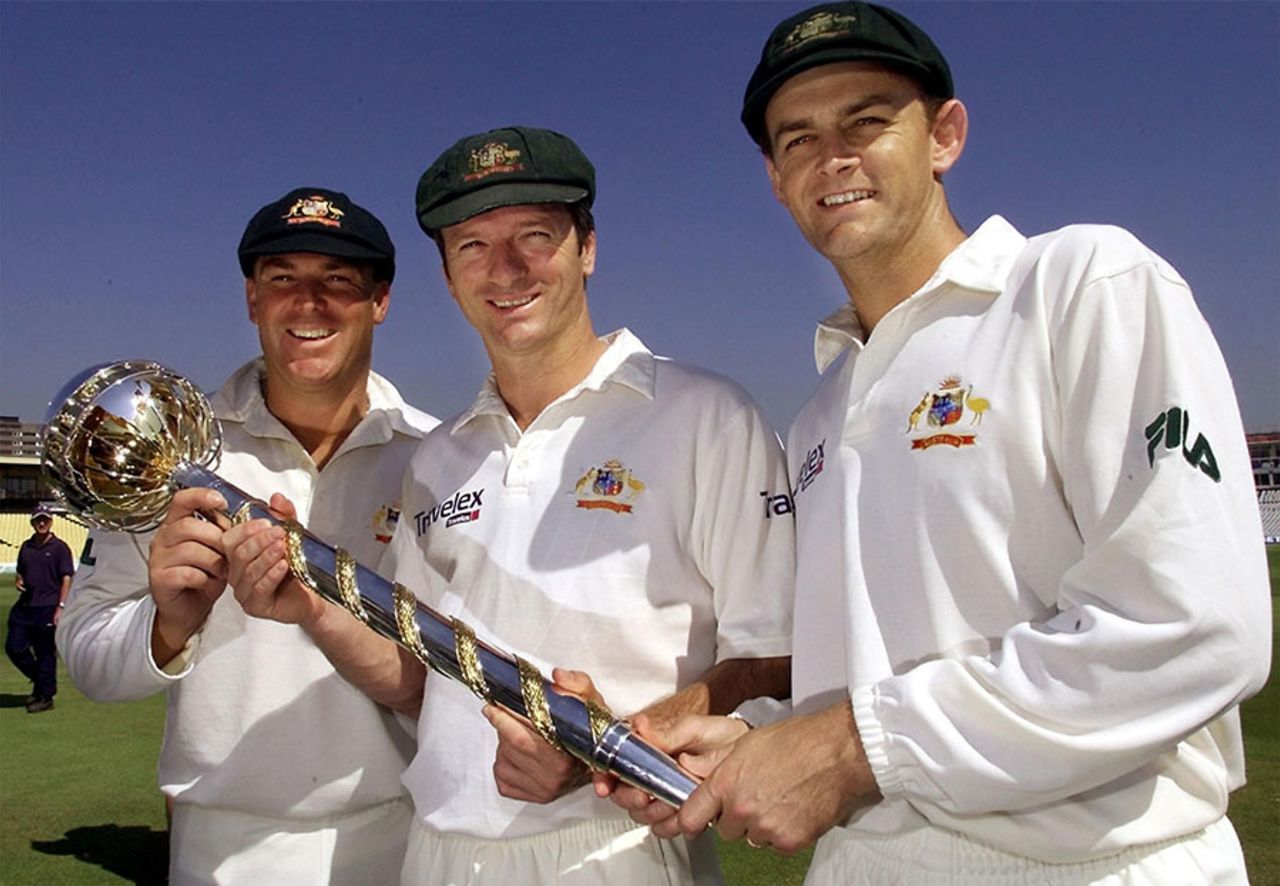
[440,260,459,305]
[371,282,391,326]
[580,230,597,279]
[764,151,788,207]
[931,98,968,178]
[245,278,259,324]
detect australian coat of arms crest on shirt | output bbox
[573,458,646,514]
[905,376,991,450]
[371,501,402,544]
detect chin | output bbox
[283,359,341,384]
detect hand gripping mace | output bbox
[41,361,696,807]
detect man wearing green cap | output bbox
[59,187,437,884]
[614,3,1270,883]
[225,127,795,884]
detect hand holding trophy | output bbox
[42,360,696,807]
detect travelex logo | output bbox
[760,489,794,518]
[415,488,485,535]
[793,438,825,496]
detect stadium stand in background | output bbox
[3,416,1279,568]
[0,512,90,568]
[1,416,90,570]
[1259,489,1280,542]
[1252,431,1280,543]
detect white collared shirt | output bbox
[386,328,795,838]
[787,217,1270,862]
[59,358,438,818]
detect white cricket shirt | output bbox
[386,329,795,838]
[787,217,1271,863]
[59,359,439,817]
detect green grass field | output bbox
[2,551,1276,885]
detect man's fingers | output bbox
[267,492,298,523]
[154,511,227,556]
[678,742,733,779]
[223,519,274,559]
[591,771,619,798]
[226,522,283,572]
[485,703,587,803]
[483,704,541,751]
[236,550,289,602]
[240,557,291,603]
[678,781,727,838]
[163,487,227,524]
[633,712,746,760]
[550,667,605,706]
[164,538,228,578]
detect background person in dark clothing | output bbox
[7,506,74,712]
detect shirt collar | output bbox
[212,358,427,445]
[451,328,655,434]
[811,215,1027,373]
[813,303,864,374]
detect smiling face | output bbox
[763,62,965,272]
[245,252,389,397]
[440,203,597,362]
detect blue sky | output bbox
[2,1,1277,436]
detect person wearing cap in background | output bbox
[224,126,794,884]
[7,506,74,713]
[611,3,1271,883]
[57,187,438,884]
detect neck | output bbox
[834,208,967,337]
[260,369,371,469]
[490,330,608,431]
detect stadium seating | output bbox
[0,512,90,569]
[1259,489,1280,540]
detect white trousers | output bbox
[401,815,721,885]
[805,816,1248,885]
[169,796,412,885]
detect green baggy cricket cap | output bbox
[742,2,954,146]
[416,126,595,234]
[238,187,396,282]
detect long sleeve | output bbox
[855,226,1271,817]
[57,529,192,702]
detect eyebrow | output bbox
[771,94,899,144]
[260,256,355,272]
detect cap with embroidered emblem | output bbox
[742,2,953,146]
[415,126,595,234]
[237,187,395,281]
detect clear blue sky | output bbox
[2,1,1277,435]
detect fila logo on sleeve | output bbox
[1144,406,1220,482]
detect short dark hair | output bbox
[367,259,395,286]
